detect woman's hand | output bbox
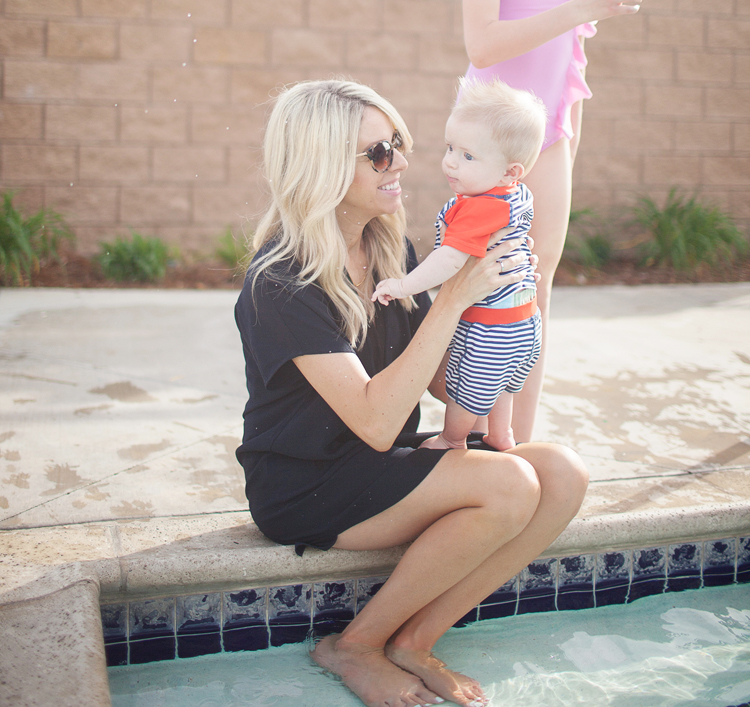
[438,236,528,311]
[575,0,641,23]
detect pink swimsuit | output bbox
[464,0,596,151]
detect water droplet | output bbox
[174,98,177,102]
[144,109,148,113]
[193,38,197,43]
[187,12,191,16]
[182,62,187,67]
[69,182,73,187]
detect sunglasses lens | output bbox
[369,141,392,172]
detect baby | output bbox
[372,78,547,451]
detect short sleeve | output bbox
[235,274,353,387]
[442,197,511,257]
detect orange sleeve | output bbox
[441,197,511,257]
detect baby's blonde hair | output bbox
[453,77,547,171]
[250,79,415,348]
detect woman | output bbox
[235,79,588,707]
[462,0,641,442]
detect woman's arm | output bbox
[294,239,527,451]
[464,0,640,69]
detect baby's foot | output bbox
[385,644,487,706]
[419,434,467,450]
[311,634,444,707]
[483,431,516,452]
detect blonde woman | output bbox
[235,79,588,707]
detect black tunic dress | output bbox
[235,240,450,552]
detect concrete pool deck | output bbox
[1,283,750,706]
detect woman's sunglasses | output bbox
[356,132,404,173]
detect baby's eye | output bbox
[464,152,474,161]
[446,144,453,152]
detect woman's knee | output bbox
[476,454,541,529]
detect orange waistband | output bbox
[461,298,537,325]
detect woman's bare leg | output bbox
[512,137,574,442]
[312,443,588,706]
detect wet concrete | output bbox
[1,284,748,706]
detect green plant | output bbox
[631,188,748,271]
[564,208,614,269]
[0,191,74,286]
[215,227,252,269]
[97,231,173,282]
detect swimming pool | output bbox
[108,584,750,706]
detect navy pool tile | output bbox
[703,538,736,587]
[629,547,666,602]
[518,559,557,614]
[737,537,750,584]
[313,580,355,636]
[355,576,388,615]
[177,632,222,659]
[100,603,128,643]
[269,583,312,620]
[667,543,702,592]
[269,620,312,647]
[595,551,632,607]
[223,587,267,629]
[130,597,175,640]
[453,607,478,628]
[129,636,176,664]
[176,593,221,635]
[269,583,312,647]
[223,625,269,652]
[557,554,595,610]
[104,641,128,667]
[479,576,518,620]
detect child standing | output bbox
[373,78,547,451]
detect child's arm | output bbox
[372,245,470,305]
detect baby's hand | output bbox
[372,278,405,305]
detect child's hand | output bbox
[372,278,405,305]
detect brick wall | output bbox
[1,0,747,257]
[579,0,750,235]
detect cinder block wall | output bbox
[1,0,748,257]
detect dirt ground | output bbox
[17,249,750,290]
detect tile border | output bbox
[103,535,750,667]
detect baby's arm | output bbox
[372,245,470,305]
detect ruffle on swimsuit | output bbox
[555,22,598,148]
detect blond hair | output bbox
[249,79,414,348]
[453,77,547,171]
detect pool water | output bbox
[109,585,750,706]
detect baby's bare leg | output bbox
[419,399,477,450]
[484,392,516,451]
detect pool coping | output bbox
[2,500,750,707]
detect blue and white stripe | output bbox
[446,312,542,416]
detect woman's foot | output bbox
[419,434,467,450]
[311,634,444,707]
[385,644,487,706]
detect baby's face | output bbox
[442,115,511,196]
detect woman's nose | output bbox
[392,147,408,172]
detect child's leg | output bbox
[484,392,516,451]
[419,398,478,450]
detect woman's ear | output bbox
[505,162,525,180]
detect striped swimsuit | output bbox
[436,184,542,416]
